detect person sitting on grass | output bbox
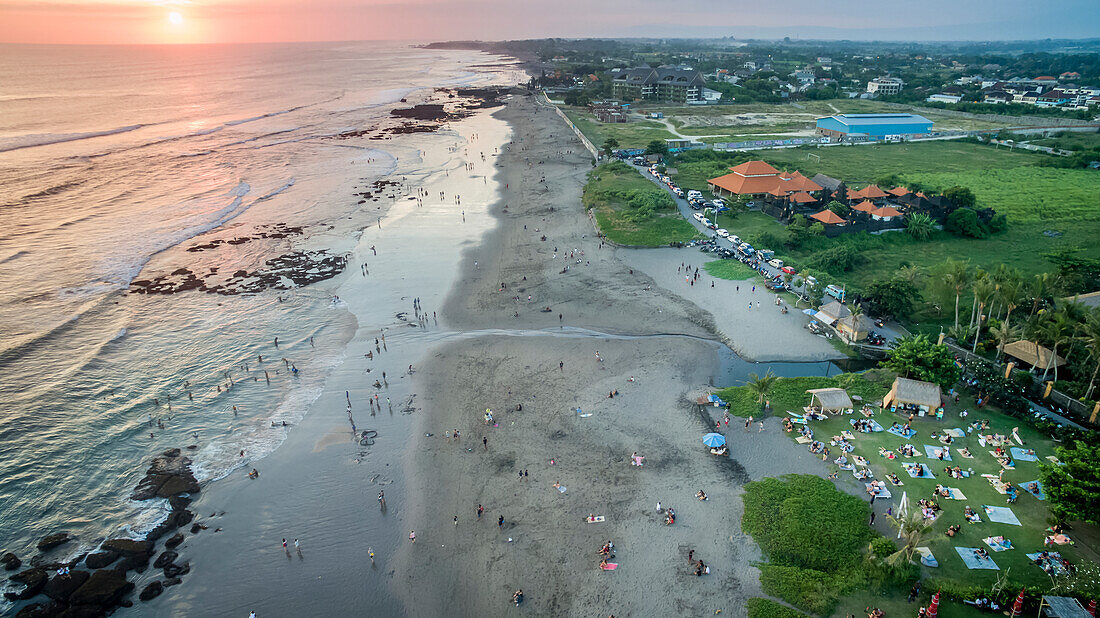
[887,473,902,485]
[866,607,884,618]
[879,447,896,459]
[946,524,961,537]
[696,490,708,501]
[964,506,980,522]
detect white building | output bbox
[866,77,904,96]
[927,93,963,104]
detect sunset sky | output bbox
[0,0,1097,45]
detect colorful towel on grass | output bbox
[924,445,952,461]
[886,426,916,439]
[1022,480,1046,500]
[982,505,1022,526]
[1010,447,1038,462]
[945,428,966,438]
[983,536,1014,552]
[916,547,938,567]
[988,451,1015,468]
[865,482,892,499]
[958,449,974,458]
[945,487,967,500]
[903,462,935,478]
[850,419,884,432]
[795,436,812,444]
[955,546,1000,570]
[1027,552,1069,575]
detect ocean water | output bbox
[0,41,513,575]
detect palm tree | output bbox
[971,277,996,353]
[746,369,778,413]
[898,265,924,288]
[998,275,1024,329]
[1040,312,1072,382]
[885,509,933,564]
[1029,272,1061,319]
[990,322,1020,362]
[1082,309,1100,399]
[905,213,935,241]
[939,259,970,331]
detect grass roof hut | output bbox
[882,377,942,412]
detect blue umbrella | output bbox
[702,433,726,448]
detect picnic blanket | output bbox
[1022,480,1046,500]
[790,417,807,425]
[865,482,892,499]
[924,444,952,461]
[1010,447,1038,462]
[1027,552,1069,575]
[982,505,1022,526]
[795,435,812,444]
[945,428,966,438]
[1046,534,1073,545]
[983,536,1014,552]
[985,477,1011,495]
[599,562,618,571]
[903,462,935,478]
[837,463,855,471]
[841,430,855,440]
[886,426,916,439]
[958,448,974,458]
[853,468,874,480]
[916,546,938,567]
[955,546,1000,570]
[1045,455,1064,466]
[850,419,884,432]
[945,487,967,500]
[988,451,1015,468]
[585,515,605,523]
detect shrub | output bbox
[869,537,896,559]
[747,597,809,618]
[945,207,987,239]
[743,475,871,572]
[758,564,841,616]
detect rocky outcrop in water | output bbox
[130,449,199,501]
[130,249,347,296]
[35,534,72,552]
[1,552,21,571]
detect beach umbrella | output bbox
[702,433,726,448]
[1010,588,1025,617]
[926,591,940,618]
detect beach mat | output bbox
[556,486,567,493]
[955,546,1000,570]
[924,445,952,461]
[1022,480,1046,500]
[983,537,1014,552]
[916,546,938,568]
[1010,447,1038,462]
[1045,456,1063,466]
[958,449,974,459]
[946,487,967,500]
[795,435,812,444]
[887,426,916,439]
[945,428,966,438]
[982,505,1021,526]
[865,482,892,499]
[1027,552,1068,575]
[585,516,605,523]
[904,463,935,478]
[600,563,618,571]
[1046,534,1073,545]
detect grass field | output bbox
[903,167,1100,223]
[563,109,674,148]
[703,259,757,281]
[583,162,703,247]
[1021,130,1100,152]
[715,372,1098,595]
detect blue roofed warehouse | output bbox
[816,113,933,139]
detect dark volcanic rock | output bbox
[167,495,191,511]
[138,581,163,602]
[68,569,133,607]
[84,551,119,569]
[163,533,184,549]
[162,577,182,587]
[14,602,65,618]
[1,551,21,570]
[152,551,177,569]
[36,534,73,552]
[57,606,106,618]
[130,450,199,500]
[8,568,48,600]
[116,554,150,574]
[42,569,90,602]
[169,510,194,528]
[99,540,151,557]
[161,562,189,578]
[144,524,169,543]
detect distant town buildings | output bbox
[927,93,963,104]
[611,66,708,103]
[816,113,933,139]
[866,77,904,96]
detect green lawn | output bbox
[583,161,703,247]
[562,109,674,149]
[780,388,1093,590]
[902,167,1100,223]
[703,259,757,281]
[1026,130,1100,152]
[718,372,1099,611]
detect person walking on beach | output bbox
[409,530,416,542]
[498,515,504,529]
[368,548,375,564]
[454,515,459,527]
[483,436,488,450]
[477,504,484,519]
[745,416,752,431]
[282,538,288,552]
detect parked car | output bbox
[693,213,704,222]
[825,284,846,301]
[716,228,730,238]
[687,190,703,200]
[632,157,646,166]
[781,266,797,275]
[729,235,741,245]
[767,258,784,269]
[703,219,717,230]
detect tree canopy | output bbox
[1041,439,1100,525]
[865,277,922,318]
[883,334,962,389]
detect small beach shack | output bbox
[837,314,874,342]
[806,387,853,413]
[882,377,942,413]
[815,301,851,326]
[1001,340,1066,372]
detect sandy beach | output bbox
[132,84,843,618]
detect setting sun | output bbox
[168,11,184,26]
